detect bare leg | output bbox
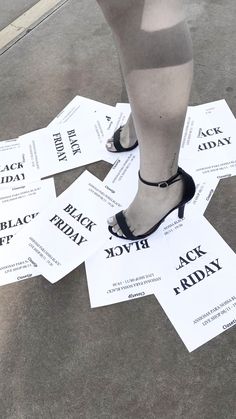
[97,0,193,237]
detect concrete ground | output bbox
[0,0,236,418]
[0,0,39,30]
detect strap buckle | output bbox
[159,181,169,188]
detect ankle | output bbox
[139,168,179,184]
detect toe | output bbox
[107,216,125,238]
[107,216,116,226]
[112,224,120,234]
[106,140,116,152]
[109,223,125,238]
[116,228,125,238]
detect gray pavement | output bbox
[0,0,39,30]
[0,0,236,418]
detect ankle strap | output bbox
[138,168,181,188]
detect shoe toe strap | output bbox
[115,211,137,240]
[113,127,126,152]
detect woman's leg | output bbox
[97,0,193,237]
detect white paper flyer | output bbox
[180,100,236,179]
[0,139,40,188]
[86,230,168,308]
[154,216,236,352]
[0,179,56,286]
[49,95,117,129]
[12,171,123,283]
[0,178,56,247]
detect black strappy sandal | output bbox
[108,167,196,240]
[107,125,138,153]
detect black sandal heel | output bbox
[178,204,185,219]
[108,167,195,240]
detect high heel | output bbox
[107,125,138,153]
[108,167,196,240]
[178,204,185,219]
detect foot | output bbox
[108,174,184,238]
[106,114,138,152]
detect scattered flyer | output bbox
[49,95,117,129]
[49,97,131,153]
[0,178,56,247]
[184,175,219,217]
[51,99,133,165]
[0,139,40,188]
[0,137,21,153]
[13,171,123,283]
[86,230,169,308]
[48,95,121,164]
[154,216,236,352]
[20,119,111,178]
[103,149,140,205]
[20,99,134,177]
[180,100,236,179]
[0,179,56,286]
[0,244,40,287]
